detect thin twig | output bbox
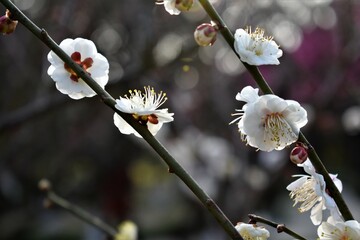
[248,214,307,240]
[39,179,117,237]
[0,1,242,239]
[197,0,354,221]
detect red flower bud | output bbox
[194,23,217,47]
[290,145,308,164]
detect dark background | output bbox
[1,0,360,239]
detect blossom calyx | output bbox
[290,144,308,164]
[194,23,217,47]
[0,10,18,35]
[175,0,193,12]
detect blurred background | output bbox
[1,0,360,239]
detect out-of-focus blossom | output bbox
[156,0,193,15]
[0,9,18,35]
[194,23,217,47]
[47,38,109,99]
[287,159,343,225]
[231,86,307,152]
[234,27,283,66]
[318,218,360,240]
[235,222,270,240]
[113,86,174,137]
[115,221,138,240]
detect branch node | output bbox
[276,224,286,233]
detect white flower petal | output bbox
[113,113,140,136]
[310,202,324,225]
[163,0,181,15]
[235,86,259,103]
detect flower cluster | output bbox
[42,4,358,238]
[113,86,174,137]
[231,86,308,152]
[47,38,173,136]
[286,159,360,239]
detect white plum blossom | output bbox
[113,86,174,137]
[47,38,109,99]
[287,159,343,225]
[156,0,193,15]
[235,222,270,240]
[231,86,308,152]
[234,27,283,66]
[318,217,360,240]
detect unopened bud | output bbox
[175,0,194,12]
[0,10,18,35]
[290,145,308,164]
[194,23,217,47]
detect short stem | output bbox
[197,0,354,221]
[0,0,242,238]
[248,214,307,240]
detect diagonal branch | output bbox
[0,1,243,239]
